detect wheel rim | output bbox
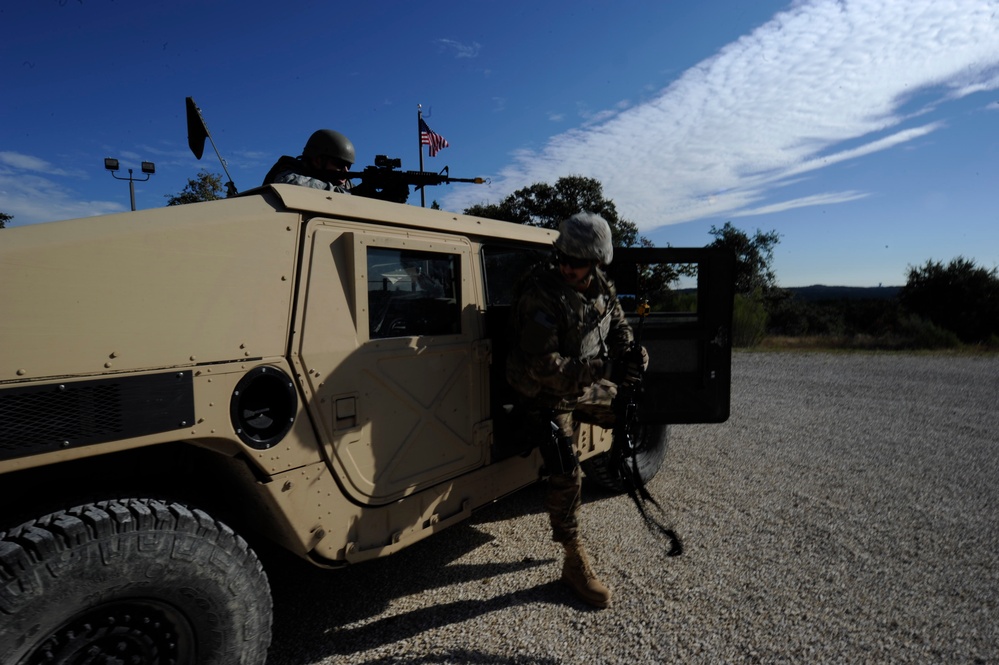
[21,599,196,665]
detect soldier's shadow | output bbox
[349,649,563,665]
[264,482,605,665]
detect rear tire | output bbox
[582,423,670,493]
[0,498,272,665]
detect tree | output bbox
[705,222,782,346]
[463,176,693,305]
[464,175,640,248]
[165,170,226,206]
[707,222,781,296]
[0,211,11,229]
[899,256,999,343]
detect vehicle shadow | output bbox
[264,478,621,664]
[262,484,543,664]
[350,649,562,665]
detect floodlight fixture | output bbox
[104,156,156,211]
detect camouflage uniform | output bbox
[507,261,634,543]
[261,155,352,193]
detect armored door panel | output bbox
[605,247,735,424]
[295,223,487,504]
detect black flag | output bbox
[186,97,209,160]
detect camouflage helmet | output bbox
[302,129,356,166]
[554,212,614,265]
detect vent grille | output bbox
[0,372,195,461]
[2,383,124,447]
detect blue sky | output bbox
[3,0,997,287]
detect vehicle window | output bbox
[367,247,461,339]
[481,245,549,306]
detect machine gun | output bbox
[612,300,684,556]
[347,155,486,204]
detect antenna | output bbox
[186,97,238,196]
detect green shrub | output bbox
[896,314,961,349]
[732,292,768,347]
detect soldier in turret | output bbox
[506,211,647,609]
[262,129,355,193]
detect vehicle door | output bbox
[606,247,736,424]
[294,221,488,505]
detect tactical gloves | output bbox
[607,346,647,387]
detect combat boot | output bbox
[562,539,612,608]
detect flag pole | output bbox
[186,97,238,196]
[417,104,426,207]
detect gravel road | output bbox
[264,351,999,665]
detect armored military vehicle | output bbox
[0,185,734,664]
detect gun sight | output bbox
[374,155,402,169]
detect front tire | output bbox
[0,498,272,665]
[582,423,670,493]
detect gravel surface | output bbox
[264,351,999,665]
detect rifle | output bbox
[346,155,486,204]
[613,299,684,556]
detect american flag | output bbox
[419,118,450,157]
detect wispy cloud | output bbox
[435,38,481,59]
[731,191,871,218]
[0,152,123,225]
[0,151,85,178]
[444,0,999,231]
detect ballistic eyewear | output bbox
[321,156,350,171]
[556,251,592,269]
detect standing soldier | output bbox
[506,211,647,609]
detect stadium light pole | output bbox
[104,157,155,211]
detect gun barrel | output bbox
[343,163,486,204]
[344,170,484,184]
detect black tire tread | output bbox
[582,423,670,493]
[0,498,272,665]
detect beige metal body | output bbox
[0,185,613,565]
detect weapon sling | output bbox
[613,301,684,557]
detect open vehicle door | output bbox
[606,247,736,425]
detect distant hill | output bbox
[787,285,902,301]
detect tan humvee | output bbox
[0,185,733,664]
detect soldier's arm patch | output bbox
[519,310,559,355]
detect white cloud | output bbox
[0,154,123,225]
[435,39,481,59]
[443,0,999,231]
[731,190,871,218]
[0,151,84,178]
